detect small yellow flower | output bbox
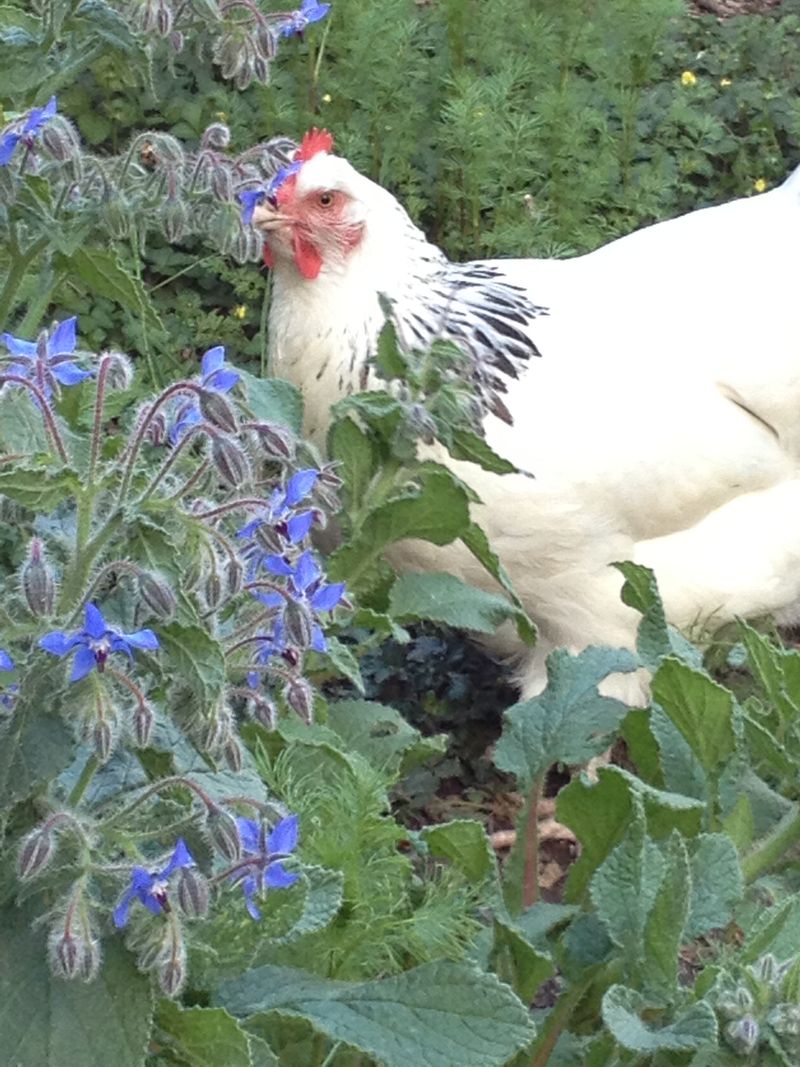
[720,77,732,87]
[231,305,247,320]
[321,93,332,104]
[215,111,228,122]
[681,71,697,87]
[753,178,767,194]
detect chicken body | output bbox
[255,137,800,700]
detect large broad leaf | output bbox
[0,464,80,511]
[389,571,526,636]
[615,562,702,671]
[602,984,717,1053]
[0,388,52,453]
[0,908,152,1067]
[651,658,736,778]
[685,834,743,939]
[642,832,691,998]
[154,1002,258,1067]
[558,766,703,902]
[328,414,380,506]
[328,465,471,586]
[54,248,163,335]
[158,622,226,709]
[326,699,446,775]
[0,664,75,807]
[214,961,536,1067]
[590,803,665,967]
[421,819,496,885]
[238,368,302,434]
[443,427,517,474]
[460,522,536,644]
[494,646,637,789]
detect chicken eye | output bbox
[318,191,334,208]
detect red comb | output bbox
[296,128,334,162]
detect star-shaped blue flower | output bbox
[237,469,318,570]
[0,96,57,167]
[113,839,194,928]
[278,1,330,38]
[256,549,344,653]
[233,814,299,919]
[167,345,240,444]
[0,317,92,398]
[0,649,13,672]
[39,603,159,682]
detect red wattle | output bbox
[262,244,275,269]
[292,234,323,280]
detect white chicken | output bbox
[250,129,800,701]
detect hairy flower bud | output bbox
[145,408,168,446]
[199,388,238,433]
[159,954,186,997]
[210,163,233,203]
[133,702,155,748]
[211,436,251,488]
[201,123,231,150]
[156,0,173,36]
[725,1015,759,1056]
[104,352,134,391]
[93,720,114,764]
[252,54,270,85]
[78,936,101,982]
[254,522,285,554]
[249,693,277,730]
[223,736,243,772]
[285,677,314,724]
[138,571,177,620]
[284,597,314,649]
[768,1003,800,1037]
[177,867,210,919]
[18,825,55,880]
[254,23,277,60]
[252,422,296,460]
[162,197,189,243]
[204,570,223,611]
[208,807,242,861]
[21,537,56,617]
[51,930,80,979]
[170,29,184,52]
[226,556,244,595]
[41,118,79,163]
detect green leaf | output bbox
[322,637,364,693]
[651,658,736,777]
[721,793,755,851]
[154,1002,253,1067]
[239,369,302,434]
[494,646,637,789]
[389,571,525,635]
[0,5,42,33]
[739,621,800,727]
[0,664,74,807]
[602,984,717,1053]
[0,464,80,511]
[686,834,743,939]
[492,915,554,1003]
[54,248,163,335]
[421,819,496,884]
[615,562,702,671]
[0,911,152,1067]
[375,318,408,379]
[214,961,536,1067]
[460,522,536,644]
[0,388,51,453]
[328,466,471,585]
[326,698,446,775]
[444,427,517,474]
[590,802,665,966]
[642,832,690,997]
[328,415,380,505]
[558,766,703,902]
[159,622,226,711]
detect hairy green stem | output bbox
[68,754,100,808]
[522,776,543,908]
[743,802,800,883]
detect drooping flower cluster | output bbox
[158,345,240,445]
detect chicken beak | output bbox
[252,200,292,231]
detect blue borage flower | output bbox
[39,603,159,683]
[277,1,331,38]
[168,345,240,444]
[233,814,299,919]
[0,95,57,167]
[113,839,194,928]
[256,549,345,653]
[0,650,15,711]
[237,468,319,574]
[0,316,92,398]
[0,649,12,672]
[238,159,302,224]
